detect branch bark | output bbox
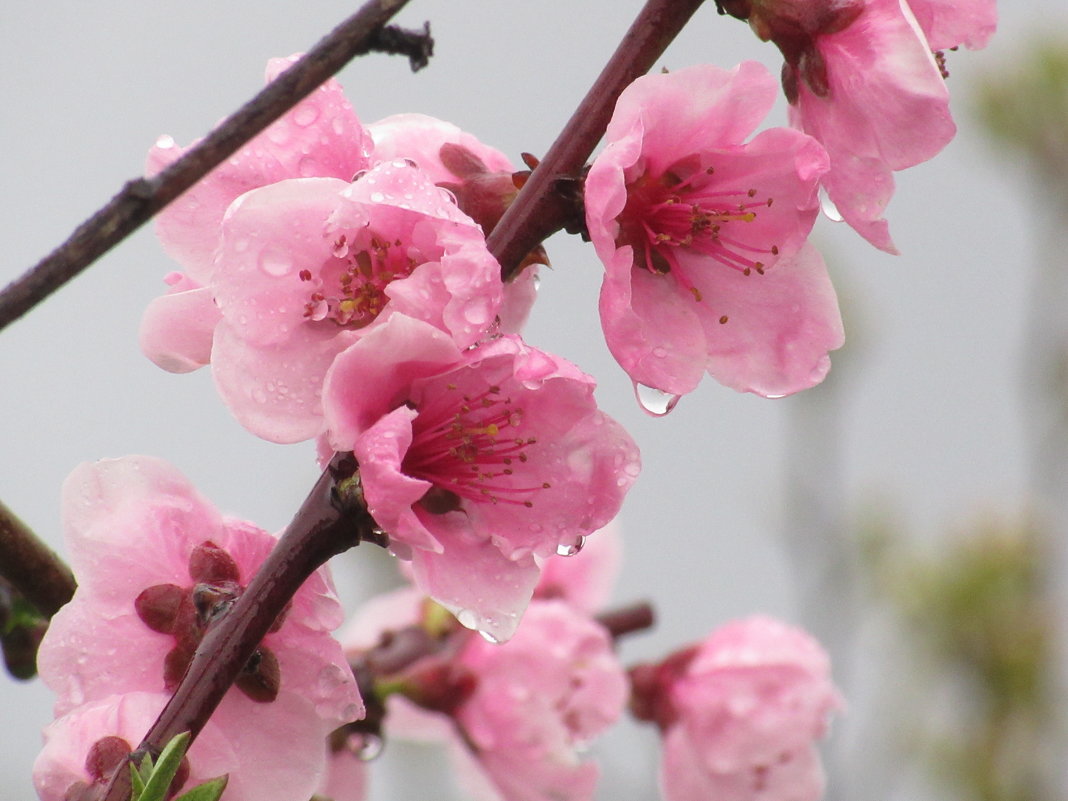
[0,0,427,334]
[487,0,707,279]
[0,498,75,619]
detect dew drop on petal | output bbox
[479,629,501,644]
[155,134,175,150]
[556,535,585,557]
[634,383,681,417]
[293,103,320,128]
[258,246,291,277]
[652,346,668,359]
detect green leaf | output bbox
[173,775,228,801]
[139,732,191,801]
[129,762,146,801]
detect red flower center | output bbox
[303,232,420,327]
[618,156,779,301]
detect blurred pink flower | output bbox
[322,315,639,641]
[450,600,628,801]
[585,62,842,399]
[631,616,841,801]
[36,456,362,797]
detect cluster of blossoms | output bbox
[29,0,997,799]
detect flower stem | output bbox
[488,0,707,279]
[98,453,383,801]
[0,0,427,334]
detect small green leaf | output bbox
[129,762,146,801]
[138,754,155,784]
[173,775,228,801]
[139,731,191,801]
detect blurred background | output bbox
[1,2,1066,799]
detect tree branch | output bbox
[0,0,428,334]
[487,0,707,279]
[0,498,75,619]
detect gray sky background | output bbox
[1,2,1062,800]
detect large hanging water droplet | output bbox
[479,629,501,644]
[819,189,843,223]
[456,608,479,630]
[634,383,681,417]
[556,535,586,557]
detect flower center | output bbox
[403,383,550,510]
[618,157,779,301]
[302,232,420,327]
[133,541,285,702]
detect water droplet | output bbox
[293,103,320,128]
[350,732,383,761]
[820,189,842,222]
[297,156,320,177]
[258,247,291,277]
[332,117,345,135]
[765,393,787,399]
[456,608,479,630]
[251,388,268,404]
[532,274,541,291]
[155,134,175,150]
[370,191,385,203]
[556,535,585,557]
[479,629,501,644]
[233,238,250,253]
[634,383,681,416]
[265,122,290,145]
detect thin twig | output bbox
[0,0,428,334]
[0,498,75,619]
[487,0,707,279]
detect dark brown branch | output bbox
[0,498,75,619]
[0,0,428,334]
[487,0,707,279]
[596,601,656,641]
[99,453,382,801]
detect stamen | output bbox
[303,232,421,328]
[404,382,550,509]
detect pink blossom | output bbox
[147,54,372,280]
[204,160,503,443]
[905,0,997,51]
[141,55,372,374]
[368,112,540,332]
[726,0,966,251]
[33,692,327,801]
[322,314,639,641]
[585,62,842,399]
[631,616,841,801]
[36,456,362,795]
